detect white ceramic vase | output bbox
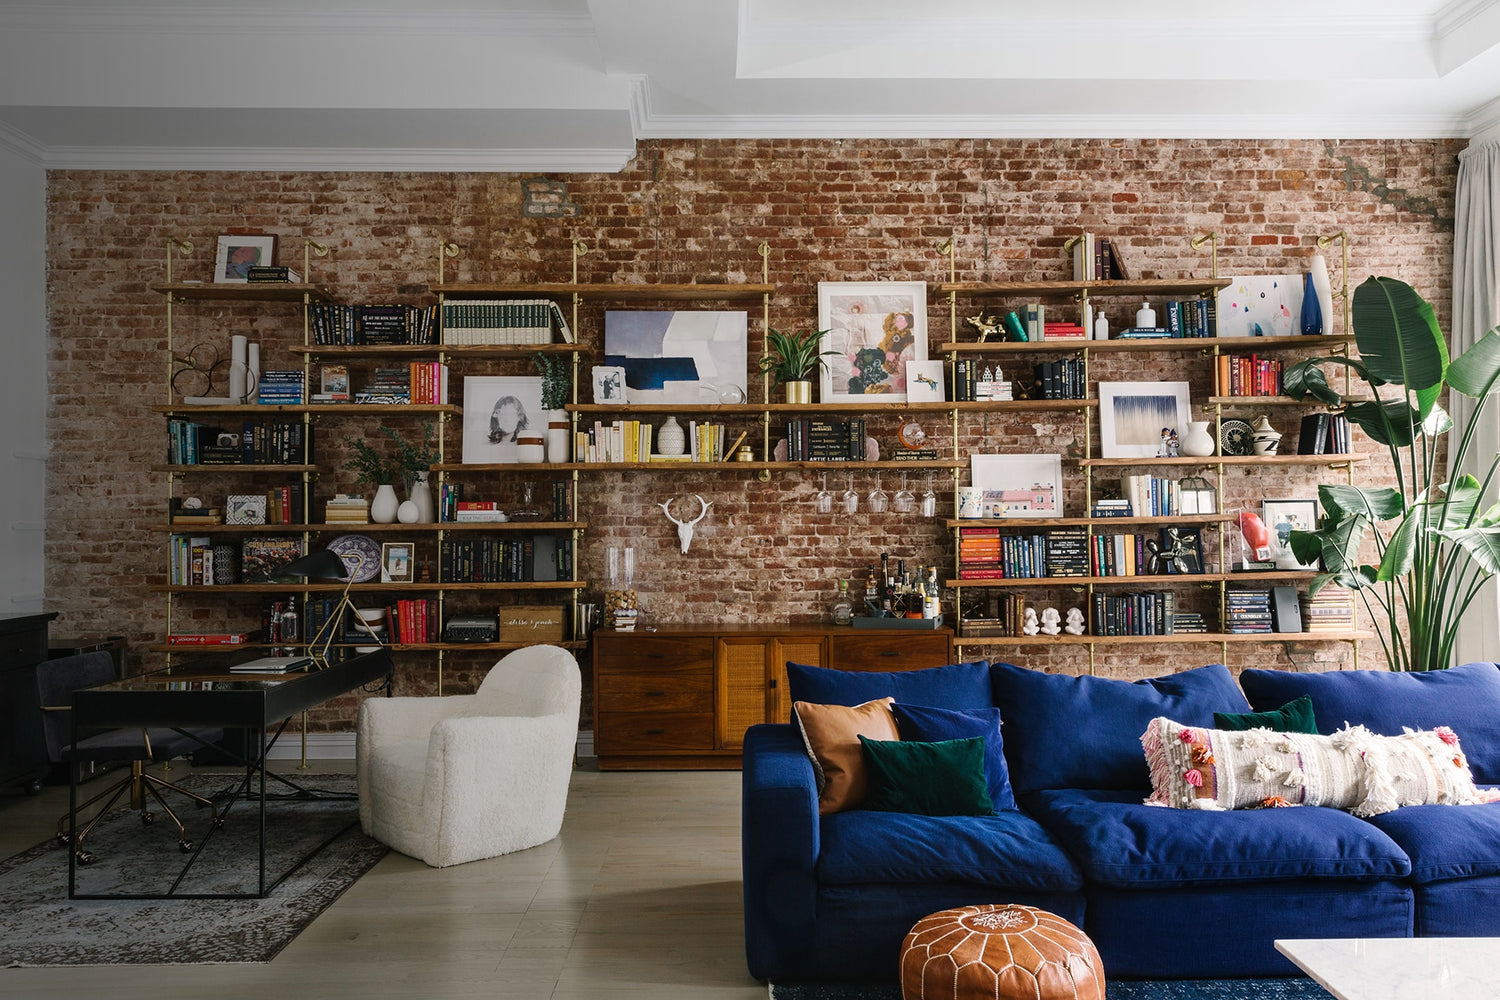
[657,415,686,456]
[408,471,435,523]
[1251,414,1283,456]
[544,410,570,463]
[1181,420,1216,457]
[371,484,400,524]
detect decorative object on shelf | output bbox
[327,534,382,583]
[1177,475,1218,515]
[280,546,379,666]
[515,435,545,463]
[864,437,880,461]
[1299,270,1324,335]
[1261,498,1320,571]
[897,419,929,451]
[590,365,625,403]
[1218,417,1255,456]
[658,494,713,553]
[533,351,573,463]
[831,579,854,626]
[970,454,1063,518]
[396,499,420,523]
[225,494,268,525]
[605,546,638,630]
[905,360,945,402]
[735,444,754,461]
[1021,607,1040,636]
[1250,414,1283,455]
[509,481,544,521]
[1039,608,1062,635]
[462,375,544,464]
[605,309,749,404]
[1135,301,1156,329]
[345,424,439,499]
[1064,608,1087,635]
[1216,274,1304,337]
[408,471,435,523]
[1236,510,1275,570]
[380,542,414,584]
[1181,419,1216,457]
[818,281,928,403]
[370,485,400,524]
[957,486,984,519]
[1148,526,1205,575]
[657,415,686,456]
[1308,253,1336,335]
[965,314,1004,343]
[1093,308,1109,340]
[170,340,230,402]
[758,327,835,404]
[211,543,238,585]
[213,232,277,284]
[1098,382,1191,459]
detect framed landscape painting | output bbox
[817,281,927,403]
[969,453,1063,519]
[1098,381,1191,459]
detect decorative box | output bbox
[498,605,566,642]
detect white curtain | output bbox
[1451,142,1500,666]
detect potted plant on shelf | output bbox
[1283,276,1500,672]
[533,352,572,462]
[759,327,835,404]
[345,424,440,523]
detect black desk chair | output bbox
[38,652,224,864]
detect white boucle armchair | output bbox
[356,644,581,868]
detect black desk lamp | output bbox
[281,548,378,666]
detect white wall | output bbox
[0,143,46,613]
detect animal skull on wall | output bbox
[659,495,713,553]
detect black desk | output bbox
[68,649,392,899]
[0,611,57,793]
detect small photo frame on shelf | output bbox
[381,542,414,584]
[1098,381,1192,459]
[904,360,945,403]
[225,494,268,526]
[590,365,627,404]
[969,453,1063,518]
[817,280,928,403]
[462,375,544,464]
[1262,497,1321,571]
[213,233,278,284]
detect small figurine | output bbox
[1021,607,1040,636]
[1167,429,1180,457]
[966,314,1005,343]
[1158,427,1174,457]
[1064,607,1087,635]
[1040,607,1062,636]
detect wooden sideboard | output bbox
[592,623,953,770]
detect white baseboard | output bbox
[263,729,597,762]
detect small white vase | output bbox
[657,415,686,456]
[408,472,435,523]
[397,499,420,523]
[370,484,400,524]
[1251,414,1283,456]
[1182,420,1216,457]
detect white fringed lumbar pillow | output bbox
[1141,716,1499,816]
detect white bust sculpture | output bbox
[1064,607,1086,635]
[1021,607,1040,636]
[1040,607,1062,636]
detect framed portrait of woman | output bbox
[461,375,543,464]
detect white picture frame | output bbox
[213,233,277,284]
[590,365,626,404]
[904,360,945,403]
[1098,381,1192,459]
[1216,274,1306,337]
[1261,497,1320,571]
[461,375,544,464]
[969,453,1063,519]
[817,281,928,403]
[603,310,748,404]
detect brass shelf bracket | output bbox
[439,240,460,284]
[1190,231,1219,279]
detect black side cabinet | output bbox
[0,612,57,794]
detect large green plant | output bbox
[758,327,835,386]
[1284,276,1500,671]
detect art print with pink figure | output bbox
[816,281,928,403]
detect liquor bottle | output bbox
[831,579,853,626]
[880,552,893,615]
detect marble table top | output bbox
[1276,938,1500,1000]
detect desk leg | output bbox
[259,726,267,897]
[66,711,76,898]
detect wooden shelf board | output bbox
[153,464,316,474]
[151,282,333,303]
[152,640,590,654]
[948,514,1235,529]
[940,278,1232,297]
[436,459,967,472]
[939,334,1353,355]
[566,400,1094,414]
[288,344,585,357]
[1080,454,1366,468]
[429,282,774,302]
[1207,395,1371,408]
[155,403,459,415]
[155,580,588,594]
[151,521,585,534]
[947,570,1320,588]
[952,631,1371,646]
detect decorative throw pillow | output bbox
[891,703,1016,811]
[858,735,996,817]
[1214,695,1318,734]
[793,698,899,815]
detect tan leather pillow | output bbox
[793,697,899,814]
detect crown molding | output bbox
[35,144,636,173]
[0,120,46,167]
[1464,95,1500,149]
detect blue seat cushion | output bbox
[1363,800,1500,885]
[1240,661,1500,784]
[989,662,1251,794]
[817,807,1082,892]
[891,703,1016,811]
[1022,788,1411,888]
[786,659,993,710]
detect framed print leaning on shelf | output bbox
[1098,381,1191,459]
[1262,498,1320,571]
[213,233,277,283]
[905,360,945,402]
[970,453,1063,518]
[590,365,626,404]
[381,542,414,584]
[817,281,927,403]
[461,375,543,464]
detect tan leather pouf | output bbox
[900,904,1104,1000]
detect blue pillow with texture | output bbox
[1240,661,1500,785]
[989,662,1251,795]
[786,659,993,710]
[892,703,1016,811]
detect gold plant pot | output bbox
[784,381,812,405]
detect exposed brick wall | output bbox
[44,138,1461,729]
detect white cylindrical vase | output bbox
[230,334,248,402]
[409,472,435,523]
[1310,253,1336,335]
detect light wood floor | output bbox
[0,762,769,999]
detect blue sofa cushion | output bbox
[892,703,1016,811]
[1364,801,1500,885]
[817,808,1082,892]
[989,662,1251,794]
[1023,788,1412,888]
[1240,661,1500,784]
[786,659,993,710]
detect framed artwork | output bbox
[1098,381,1192,459]
[603,310,748,404]
[213,233,277,284]
[969,453,1063,518]
[381,542,414,584]
[817,281,928,403]
[1216,275,1305,337]
[461,375,543,464]
[1262,498,1320,571]
[590,365,626,404]
[905,360,945,403]
[224,494,267,526]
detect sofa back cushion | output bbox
[990,662,1251,795]
[1239,661,1500,784]
[786,659,993,710]
[892,703,1016,811]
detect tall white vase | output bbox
[1309,253,1336,335]
[408,472,435,523]
[371,484,400,524]
[544,410,571,463]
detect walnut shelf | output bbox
[953,631,1373,646]
[429,282,774,302]
[151,282,333,303]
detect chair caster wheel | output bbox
[212,818,225,829]
[142,812,155,826]
[76,851,95,866]
[55,832,70,847]
[179,840,193,854]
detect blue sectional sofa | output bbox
[741,658,1500,983]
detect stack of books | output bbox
[1092,590,1176,636]
[246,265,302,283]
[1044,528,1089,577]
[325,494,370,523]
[1032,358,1086,399]
[355,367,412,404]
[1172,611,1208,634]
[954,360,1014,402]
[1224,588,1274,634]
[782,418,868,462]
[1091,499,1132,518]
[1302,586,1356,632]
[257,371,305,405]
[454,501,508,523]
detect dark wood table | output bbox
[68,648,392,899]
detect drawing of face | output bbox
[488,395,529,443]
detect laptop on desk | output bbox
[227,656,313,674]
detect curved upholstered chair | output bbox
[356,644,581,868]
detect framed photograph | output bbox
[1098,381,1192,459]
[603,310,748,404]
[817,281,928,403]
[461,375,544,464]
[224,494,267,526]
[213,233,277,284]
[590,365,626,404]
[1262,498,1320,571]
[905,360,945,403]
[970,453,1063,518]
[380,542,414,584]
[1216,275,1305,337]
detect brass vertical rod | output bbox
[1317,231,1352,338]
[1190,231,1219,280]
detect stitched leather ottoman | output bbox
[900,904,1104,1000]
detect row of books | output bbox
[958,526,1089,579]
[310,303,438,346]
[1116,475,1193,518]
[1071,233,1131,281]
[389,598,441,644]
[166,419,309,465]
[1297,413,1352,455]
[958,593,1032,637]
[575,420,732,463]
[1116,299,1217,339]
[1032,358,1087,400]
[1216,354,1284,397]
[354,366,415,404]
[1091,531,1206,577]
[436,481,571,523]
[1018,303,1090,341]
[440,299,573,345]
[782,418,869,462]
[953,359,1014,402]
[257,370,305,404]
[438,536,574,582]
[1224,587,1273,634]
[325,494,370,523]
[1092,590,1177,636]
[226,486,305,525]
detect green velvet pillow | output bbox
[857,735,996,817]
[1214,694,1318,734]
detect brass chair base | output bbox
[57,760,220,863]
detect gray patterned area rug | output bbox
[769,977,1332,999]
[0,772,386,966]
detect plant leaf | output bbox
[1343,399,1420,448]
[1446,326,1500,398]
[1282,361,1345,406]
[1313,511,1372,578]
[1376,512,1420,582]
[1441,526,1500,576]
[1351,276,1448,413]
[1318,483,1404,521]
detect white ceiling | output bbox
[1,0,1498,171]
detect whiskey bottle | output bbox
[831,579,854,626]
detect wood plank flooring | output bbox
[0,763,768,999]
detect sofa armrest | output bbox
[741,723,821,981]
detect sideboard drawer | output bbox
[596,667,710,714]
[594,635,714,672]
[826,631,953,672]
[595,710,714,753]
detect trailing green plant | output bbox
[533,352,571,410]
[758,327,836,386]
[343,423,440,487]
[1283,276,1500,671]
